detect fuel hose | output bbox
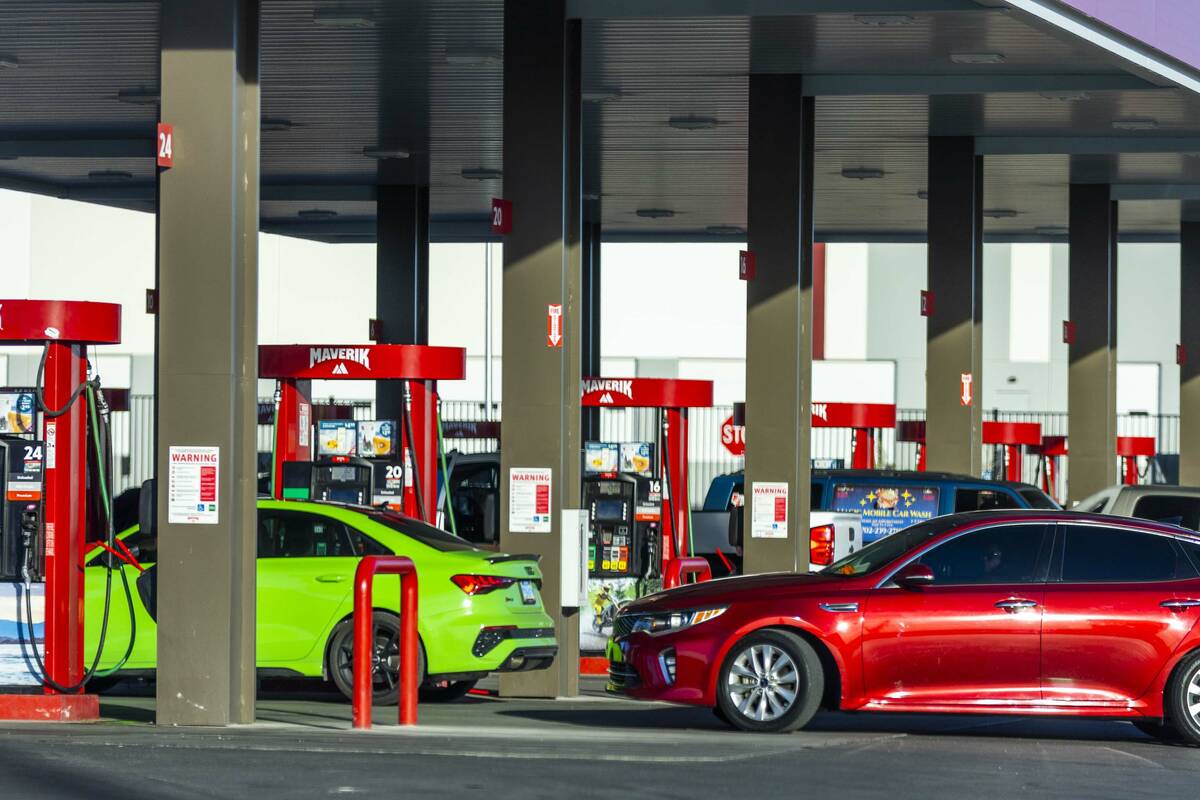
[435,406,458,536]
[24,364,134,692]
[400,381,428,522]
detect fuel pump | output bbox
[811,402,896,470]
[578,377,714,653]
[259,344,466,525]
[0,300,126,721]
[1118,436,1158,485]
[982,421,1042,482]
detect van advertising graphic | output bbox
[832,484,940,543]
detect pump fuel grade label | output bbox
[168,446,220,525]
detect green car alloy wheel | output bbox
[83,499,558,704]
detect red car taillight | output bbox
[451,574,516,595]
[809,524,835,566]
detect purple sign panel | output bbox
[1058,0,1200,71]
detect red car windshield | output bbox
[820,516,962,577]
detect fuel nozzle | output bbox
[20,503,39,543]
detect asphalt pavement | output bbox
[0,676,1195,799]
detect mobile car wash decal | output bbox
[832,484,939,543]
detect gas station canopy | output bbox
[5,1,1200,243]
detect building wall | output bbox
[0,191,1186,418]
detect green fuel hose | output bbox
[436,408,458,536]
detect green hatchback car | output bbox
[83,499,558,703]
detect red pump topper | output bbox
[580,377,713,584]
[258,344,466,524]
[0,299,120,721]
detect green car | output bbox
[84,499,558,703]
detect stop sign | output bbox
[720,415,745,456]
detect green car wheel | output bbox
[326,611,425,706]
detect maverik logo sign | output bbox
[581,378,634,405]
[812,402,828,422]
[309,347,371,372]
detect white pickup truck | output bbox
[1075,485,1200,530]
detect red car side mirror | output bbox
[895,563,934,590]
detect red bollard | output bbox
[664,556,712,589]
[352,555,418,729]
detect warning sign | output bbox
[168,446,220,525]
[509,467,552,533]
[751,482,788,539]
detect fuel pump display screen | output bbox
[324,466,359,482]
[593,499,625,521]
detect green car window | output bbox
[258,510,358,558]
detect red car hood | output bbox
[627,571,855,612]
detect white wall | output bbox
[0,193,1188,418]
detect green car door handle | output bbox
[315,574,347,583]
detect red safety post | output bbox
[664,556,712,589]
[352,555,418,730]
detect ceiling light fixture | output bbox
[1041,90,1089,102]
[583,192,602,201]
[854,14,916,26]
[668,115,719,131]
[298,209,338,220]
[88,170,133,181]
[706,225,746,236]
[117,87,160,105]
[982,208,1019,219]
[312,9,376,28]
[950,52,1006,64]
[0,55,18,70]
[636,208,674,219]
[1112,118,1159,131]
[916,190,929,200]
[582,88,622,103]
[842,167,885,180]
[461,167,502,180]
[1035,225,1069,236]
[261,117,296,132]
[363,146,410,160]
[445,48,501,66]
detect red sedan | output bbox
[607,510,1200,741]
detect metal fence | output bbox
[113,394,1184,508]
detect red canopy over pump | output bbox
[258,344,466,524]
[580,377,713,581]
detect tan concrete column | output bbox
[743,76,814,575]
[156,0,259,726]
[1067,184,1118,502]
[1178,219,1200,485]
[925,137,983,475]
[498,0,582,698]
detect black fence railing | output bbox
[114,396,1182,507]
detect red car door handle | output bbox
[995,598,1038,612]
[1160,599,1200,610]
